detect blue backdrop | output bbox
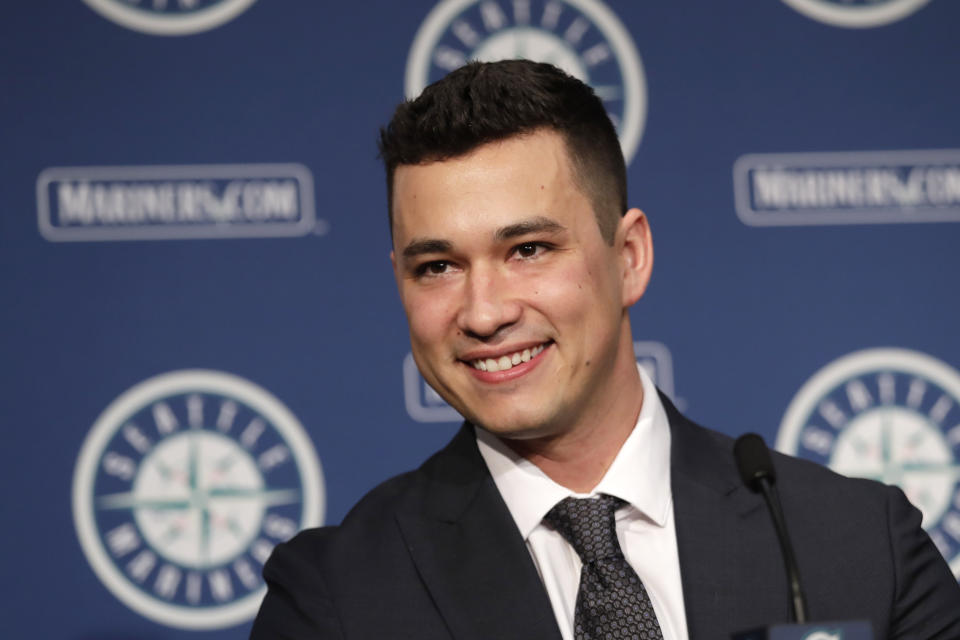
[2,0,959,637]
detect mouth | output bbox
[468,342,549,373]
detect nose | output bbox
[456,266,522,339]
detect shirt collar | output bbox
[476,364,672,540]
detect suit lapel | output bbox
[394,397,782,639]
[396,425,562,640]
[663,395,774,638]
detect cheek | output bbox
[524,264,596,318]
[404,289,457,346]
[528,262,621,334]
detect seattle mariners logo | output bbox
[406,0,647,163]
[72,370,324,629]
[82,0,257,36]
[777,348,960,580]
[780,0,931,28]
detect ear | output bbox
[617,208,653,307]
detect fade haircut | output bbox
[378,60,627,244]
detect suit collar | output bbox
[396,396,771,640]
[396,424,563,640]
[476,364,672,539]
[664,393,769,637]
[664,393,743,503]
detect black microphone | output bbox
[734,433,808,624]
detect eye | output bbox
[513,242,548,260]
[414,260,452,277]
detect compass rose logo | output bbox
[777,348,960,580]
[780,0,931,28]
[82,0,258,36]
[72,370,324,629]
[405,0,647,164]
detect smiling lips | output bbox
[470,343,547,372]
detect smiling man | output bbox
[251,61,960,640]
[392,128,652,487]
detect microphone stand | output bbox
[731,433,872,640]
[753,470,807,623]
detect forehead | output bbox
[390,131,588,244]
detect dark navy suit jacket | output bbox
[251,395,960,639]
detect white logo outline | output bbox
[777,348,960,579]
[780,0,931,28]
[72,369,324,629]
[404,0,647,164]
[732,149,960,227]
[81,0,258,36]
[36,163,319,242]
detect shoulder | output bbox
[666,398,909,568]
[251,466,446,639]
[665,394,896,505]
[669,407,960,633]
[268,423,481,569]
[274,466,426,566]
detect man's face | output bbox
[391,129,650,440]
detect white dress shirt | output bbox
[476,366,689,640]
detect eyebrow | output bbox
[494,216,566,241]
[400,216,566,259]
[401,238,452,259]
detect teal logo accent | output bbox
[405,0,646,163]
[73,370,324,629]
[778,349,960,581]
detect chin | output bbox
[469,410,563,442]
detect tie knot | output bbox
[544,494,625,563]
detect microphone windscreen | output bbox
[734,433,776,491]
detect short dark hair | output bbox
[378,60,627,243]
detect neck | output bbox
[504,369,644,493]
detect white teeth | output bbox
[472,344,547,372]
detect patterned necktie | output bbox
[544,495,665,640]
